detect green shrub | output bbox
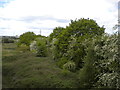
[17,32,36,47]
[56,57,68,68]
[49,18,105,69]
[30,41,37,53]
[29,37,48,57]
[61,69,71,76]
[50,38,60,60]
[49,27,65,42]
[63,61,76,72]
[18,44,29,52]
[93,33,120,88]
[36,38,47,57]
[67,36,85,68]
[96,72,120,88]
[78,46,98,88]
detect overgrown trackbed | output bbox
[2,43,78,88]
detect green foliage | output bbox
[63,61,76,72]
[30,41,37,53]
[96,72,120,88]
[67,36,85,68]
[2,37,14,43]
[56,57,68,68]
[3,18,120,89]
[3,43,78,88]
[29,35,48,57]
[93,33,120,88]
[49,27,65,42]
[17,32,36,46]
[78,46,98,88]
[35,37,47,57]
[49,38,61,60]
[49,18,105,70]
[61,69,71,76]
[67,18,105,37]
[17,44,29,52]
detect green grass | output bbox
[2,43,78,88]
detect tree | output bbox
[17,32,36,47]
[49,18,105,69]
[66,18,105,37]
[49,27,65,42]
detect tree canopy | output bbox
[18,32,36,46]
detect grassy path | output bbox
[2,43,78,88]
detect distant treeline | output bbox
[2,36,18,43]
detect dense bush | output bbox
[17,32,36,47]
[56,57,68,68]
[36,38,47,57]
[93,33,120,88]
[10,18,119,88]
[49,18,105,69]
[49,27,65,42]
[30,41,37,53]
[78,45,98,88]
[96,72,120,88]
[17,44,29,52]
[77,33,119,88]
[48,18,119,89]
[49,38,60,60]
[67,36,85,68]
[63,61,76,72]
[30,37,47,57]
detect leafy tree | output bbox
[66,18,105,37]
[49,27,65,42]
[17,32,36,47]
[49,18,105,69]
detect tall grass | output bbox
[2,43,78,88]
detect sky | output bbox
[0,0,119,36]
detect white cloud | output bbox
[0,0,118,36]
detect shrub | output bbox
[56,57,68,68]
[63,61,76,72]
[18,44,29,52]
[67,36,85,68]
[49,27,65,42]
[49,38,60,60]
[17,32,36,46]
[93,33,120,88]
[36,38,47,57]
[78,46,98,88]
[30,41,37,53]
[48,18,105,69]
[96,72,120,88]
[29,37,47,57]
[61,69,71,76]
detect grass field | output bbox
[2,43,78,88]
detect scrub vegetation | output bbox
[2,18,119,89]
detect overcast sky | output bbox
[0,0,118,36]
